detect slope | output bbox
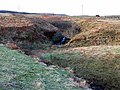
[0,44,84,90]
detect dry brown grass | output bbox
[67,18,120,47]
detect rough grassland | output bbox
[68,18,120,47]
[0,44,83,90]
[42,45,120,90]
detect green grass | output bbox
[0,44,82,90]
[114,48,120,54]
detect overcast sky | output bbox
[0,0,120,16]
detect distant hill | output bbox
[0,10,31,14]
[0,10,68,16]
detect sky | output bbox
[0,0,120,16]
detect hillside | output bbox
[24,15,81,38]
[42,45,120,90]
[0,44,85,90]
[0,14,59,52]
[67,18,120,47]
